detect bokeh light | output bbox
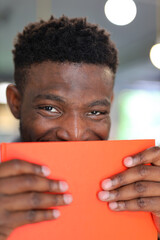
[104,0,137,26]
[150,43,160,69]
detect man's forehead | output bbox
[33,93,112,107]
[21,61,114,109]
[28,61,113,78]
[25,61,114,93]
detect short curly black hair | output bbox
[13,15,118,92]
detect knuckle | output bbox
[11,160,22,171]
[49,180,55,192]
[0,211,10,226]
[26,210,37,223]
[24,175,38,187]
[34,165,42,175]
[52,195,59,206]
[137,165,149,178]
[134,181,147,194]
[48,180,60,192]
[137,198,147,209]
[30,193,41,208]
[43,211,51,220]
[134,153,143,164]
[114,173,125,186]
[113,189,120,199]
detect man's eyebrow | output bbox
[88,99,111,108]
[34,94,66,103]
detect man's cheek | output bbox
[96,118,111,140]
[20,115,47,141]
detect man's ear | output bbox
[6,84,21,119]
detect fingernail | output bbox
[59,181,69,192]
[41,166,51,176]
[124,157,133,167]
[102,179,112,190]
[98,191,110,201]
[53,209,60,218]
[109,202,118,210]
[63,194,73,204]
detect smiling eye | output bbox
[39,106,58,113]
[88,111,107,116]
[90,111,101,116]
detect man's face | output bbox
[11,62,114,141]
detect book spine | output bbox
[0,143,6,163]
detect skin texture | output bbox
[2,61,160,238]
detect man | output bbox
[1,15,160,239]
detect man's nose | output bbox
[56,114,90,141]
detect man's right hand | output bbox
[0,159,72,240]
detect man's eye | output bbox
[88,111,107,116]
[39,106,58,113]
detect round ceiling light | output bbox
[104,0,137,26]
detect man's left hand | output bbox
[98,146,160,233]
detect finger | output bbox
[123,146,160,168]
[101,165,160,190]
[3,192,73,211]
[5,209,61,228]
[107,197,160,213]
[0,160,51,178]
[99,181,160,202]
[0,227,13,240]
[0,175,69,194]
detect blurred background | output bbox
[0,0,160,143]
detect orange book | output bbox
[0,140,157,240]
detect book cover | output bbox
[0,140,157,240]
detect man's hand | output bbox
[0,159,72,240]
[98,146,160,233]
